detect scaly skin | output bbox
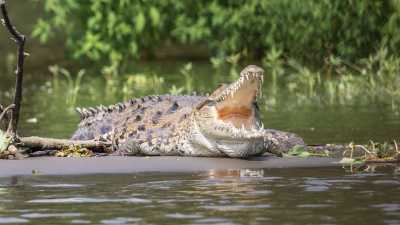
[72,65,305,158]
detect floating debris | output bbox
[54,146,94,157]
[26,118,38,123]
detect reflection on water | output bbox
[0,166,398,225]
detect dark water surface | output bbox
[0,166,399,225]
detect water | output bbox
[0,167,399,225]
[0,1,399,224]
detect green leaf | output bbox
[287,145,310,157]
[135,12,146,33]
[149,7,160,27]
[338,157,364,165]
[0,130,10,153]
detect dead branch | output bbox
[0,104,14,122]
[1,0,26,137]
[17,136,112,151]
[0,1,114,157]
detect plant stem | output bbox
[0,0,26,137]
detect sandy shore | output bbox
[0,156,340,177]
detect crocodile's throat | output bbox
[214,67,261,129]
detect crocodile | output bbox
[71,65,305,158]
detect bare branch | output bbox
[0,104,14,122]
[0,0,26,137]
[17,136,112,151]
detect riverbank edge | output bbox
[0,156,341,177]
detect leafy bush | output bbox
[34,0,400,69]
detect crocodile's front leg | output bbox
[263,129,306,156]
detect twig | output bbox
[0,0,26,137]
[394,140,399,154]
[0,104,14,122]
[355,144,375,155]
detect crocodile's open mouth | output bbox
[215,65,263,129]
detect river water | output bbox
[0,167,399,224]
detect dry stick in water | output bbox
[18,137,112,151]
[0,0,25,137]
[0,104,14,122]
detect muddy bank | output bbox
[0,156,341,177]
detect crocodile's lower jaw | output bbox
[215,139,264,158]
[188,122,265,158]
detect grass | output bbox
[45,47,400,114]
[342,140,400,163]
[284,140,400,164]
[49,65,85,107]
[261,47,400,113]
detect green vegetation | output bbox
[285,140,400,164]
[34,0,400,68]
[31,0,400,113]
[337,140,400,165]
[262,48,400,112]
[286,145,329,158]
[54,146,94,157]
[44,47,400,114]
[49,65,85,106]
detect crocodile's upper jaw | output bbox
[191,65,265,157]
[215,66,263,129]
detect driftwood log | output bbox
[17,137,111,151]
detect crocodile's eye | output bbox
[253,101,260,111]
[196,99,216,110]
[207,100,216,106]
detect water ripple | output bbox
[202,204,271,211]
[371,204,400,212]
[100,217,141,224]
[27,197,151,204]
[297,204,333,208]
[165,213,203,219]
[20,212,82,218]
[372,180,400,185]
[32,184,85,188]
[0,217,29,224]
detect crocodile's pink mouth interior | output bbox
[216,78,258,128]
